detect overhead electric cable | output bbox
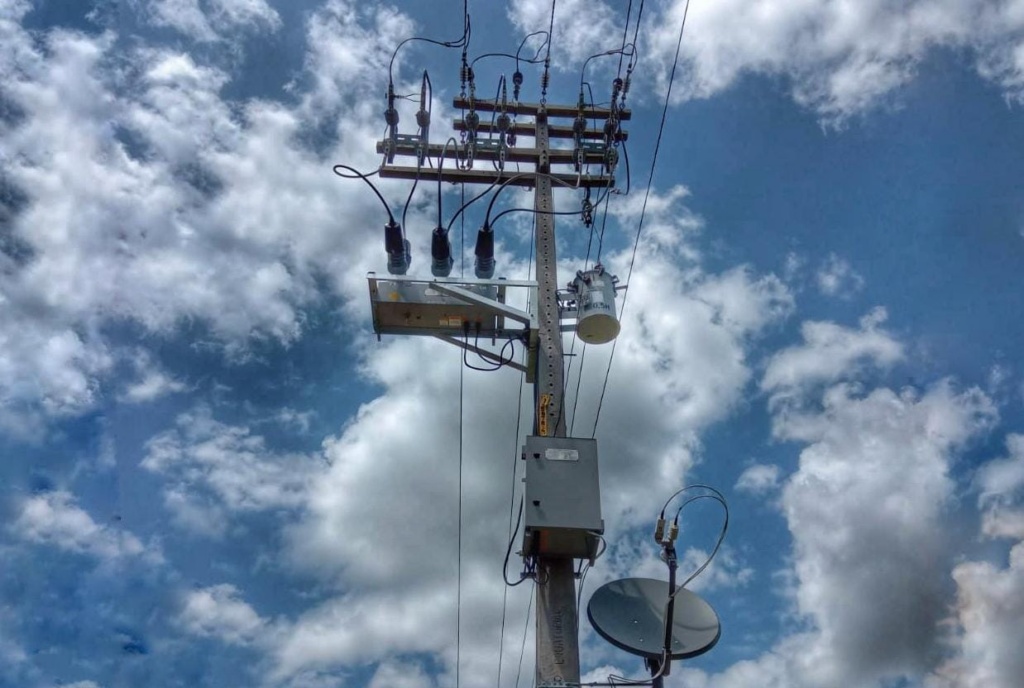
[472,31,548,70]
[540,0,556,103]
[388,0,470,85]
[332,165,393,223]
[401,165,421,233]
[617,0,634,76]
[592,0,692,438]
[497,248,534,686]
[456,341,465,688]
[460,183,465,276]
[514,586,535,688]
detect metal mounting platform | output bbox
[367,274,539,380]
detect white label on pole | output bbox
[545,448,579,462]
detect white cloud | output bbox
[0,0,403,426]
[683,381,998,688]
[142,406,320,534]
[816,253,864,297]
[120,350,188,403]
[509,0,1024,124]
[11,490,150,562]
[299,0,417,116]
[149,0,281,42]
[178,584,268,646]
[274,585,460,678]
[150,0,218,41]
[505,0,620,67]
[976,434,1024,506]
[735,463,782,495]
[367,661,435,688]
[761,307,903,414]
[933,550,1024,688]
[778,381,996,685]
[930,434,1024,688]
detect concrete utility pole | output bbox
[374,90,628,686]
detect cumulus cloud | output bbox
[761,307,903,414]
[178,584,269,646]
[119,350,189,403]
[735,463,782,495]
[142,406,321,535]
[683,380,998,688]
[0,0,406,429]
[11,490,151,562]
[780,382,996,684]
[816,253,864,298]
[930,435,1024,688]
[149,0,281,42]
[509,0,1024,124]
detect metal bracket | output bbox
[367,274,539,381]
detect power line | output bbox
[515,585,535,688]
[617,0,634,76]
[457,340,465,688]
[497,254,531,686]
[540,0,556,103]
[592,0,692,438]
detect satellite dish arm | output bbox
[649,543,678,688]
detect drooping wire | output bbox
[483,172,582,225]
[617,0,634,76]
[592,0,692,439]
[456,337,466,688]
[619,0,646,107]
[595,174,615,263]
[462,326,517,372]
[502,498,529,586]
[497,328,531,687]
[388,0,470,87]
[460,183,466,277]
[575,532,607,623]
[332,165,394,224]
[487,176,613,229]
[488,75,506,144]
[540,0,556,103]
[471,31,549,70]
[518,30,550,71]
[514,585,535,688]
[438,137,465,228]
[401,165,421,233]
[618,138,632,196]
[579,46,635,95]
[448,180,500,234]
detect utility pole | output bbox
[371,78,629,686]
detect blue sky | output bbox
[2,1,1024,687]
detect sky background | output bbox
[2,0,1024,687]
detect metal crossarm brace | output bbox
[429,282,533,327]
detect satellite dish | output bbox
[587,577,720,660]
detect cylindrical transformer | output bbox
[572,266,620,344]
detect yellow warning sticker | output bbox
[538,394,551,436]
